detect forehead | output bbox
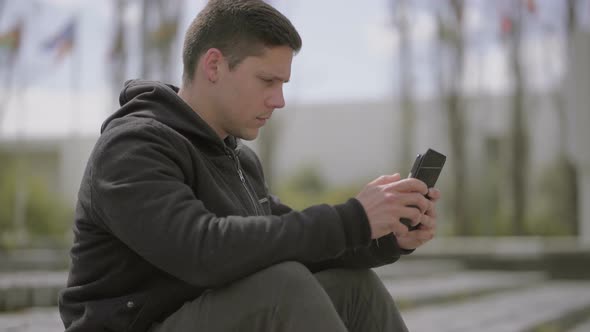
[236,46,293,80]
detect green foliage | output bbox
[0,161,72,248]
[276,165,359,211]
[274,161,577,237]
[283,164,326,195]
[534,158,578,236]
[25,176,73,236]
[456,207,572,237]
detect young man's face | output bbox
[213,45,293,140]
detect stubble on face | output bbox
[215,46,293,141]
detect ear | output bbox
[201,48,225,83]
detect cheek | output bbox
[239,84,267,108]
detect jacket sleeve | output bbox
[89,123,371,288]
[304,234,412,272]
[268,190,410,271]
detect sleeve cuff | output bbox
[334,198,372,249]
[392,235,415,255]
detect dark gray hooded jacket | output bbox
[58,79,406,332]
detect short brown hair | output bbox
[182,0,302,85]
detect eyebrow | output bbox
[259,72,289,83]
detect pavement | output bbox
[402,281,590,332]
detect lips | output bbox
[255,116,269,126]
[256,114,272,121]
[256,114,272,126]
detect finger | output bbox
[369,173,401,186]
[408,228,435,242]
[425,203,437,217]
[384,192,431,214]
[419,213,437,229]
[384,178,428,195]
[391,219,410,238]
[404,193,432,214]
[396,230,432,248]
[426,188,441,202]
[397,206,423,226]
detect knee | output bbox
[349,269,391,302]
[251,261,318,296]
[356,269,383,288]
[262,261,312,279]
[329,268,380,284]
[357,269,388,294]
[323,268,387,295]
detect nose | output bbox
[267,87,285,109]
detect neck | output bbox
[178,83,228,140]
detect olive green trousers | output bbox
[149,261,408,332]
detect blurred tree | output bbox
[502,0,530,235]
[545,0,578,234]
[392,0,415,173]
[285,164,325,196]
[0,2,26,245]
[277,164,361,212]
[436,0,470,235]
[0,2,22,130]
[0,157,72,249]
[257,0,282,191]
[108,0,128,102]
[258,113,280,191]
[140,0,184,83]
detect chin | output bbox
[237,131,259,141]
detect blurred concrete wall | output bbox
[252,93,564,187]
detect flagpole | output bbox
[0,18,30,246]
[70,15,80,137]
[10,41,29,247]
[0,21,22,131]
[13,84,29,247]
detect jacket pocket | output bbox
[88,293,149,332]
[258,196,271,215]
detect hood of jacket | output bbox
[101,79,237,152]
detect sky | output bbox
[0,0,588,138]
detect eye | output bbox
[260,77,274,85]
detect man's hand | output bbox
[396,188,441,250]
[356,174,432,240]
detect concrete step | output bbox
[0,308,62,332]
[400,281,590,332]
[382,270,547,309]
[0,269,555,332]
[3,280,590,332]
[0,250,68,272]
[569,316,590,332]
[0,260,465,313]
[373,259,465,280]
[0,271,66,311]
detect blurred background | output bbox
[0,0,590,331]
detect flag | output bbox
[147,20,178,49]
[109,25,125,60]
[501,15,513,36]
[0,22,23,58]
[42,19,76,62]
[526,0,537,14]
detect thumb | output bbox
[369,173,401,186]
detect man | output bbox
[59,0,440,331]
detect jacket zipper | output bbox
[227,150,261,216]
